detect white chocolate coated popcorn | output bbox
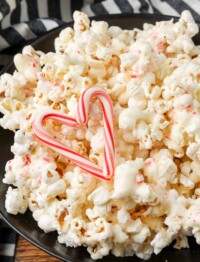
[1,10,200,260]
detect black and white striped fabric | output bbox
[0,0,200,261]
[0,218,17,262]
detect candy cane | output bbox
[77,87,115,179]
[32,88,115,180]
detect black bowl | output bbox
[1,14,200,262]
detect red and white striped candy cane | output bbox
[32,88,115,180]
[77,87,115,179]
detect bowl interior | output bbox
[1,14,200,262]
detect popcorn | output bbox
[112,224,128,243]
[144,149,177,187]
[11,130,34,156]
[112,161,138,199]
[14,53,41,81]
[174,233,189,249]
[87,242,112,260]
[41,163,60,185]
[119,108,152,131]
[0,72,27,100]
[132,226,151,244]
[151,229,172,254]
[47,179,66,197]
[2,10,200,260]
[179,10,199,37]
[38,213,57,232]
[184,205,200,229]
[133,183,156,204]
[186,143,200,160]
[73,11,90,33]
[5,187,29,215]
[88,187,110,206]
[126,218,143,233]
[117,208,130,224]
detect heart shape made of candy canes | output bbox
[32,87,115,180]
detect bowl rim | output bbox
[0,12,200,262]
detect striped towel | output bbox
[0,1,200,261]
[0,219,17,262]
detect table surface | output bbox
[15,236,62,262]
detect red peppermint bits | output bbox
[22,155,31,166]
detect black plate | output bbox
[1,14,200,262]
